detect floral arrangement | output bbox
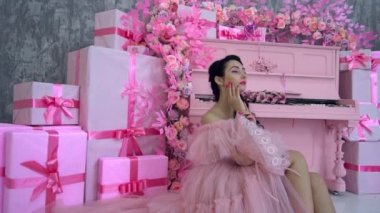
[185,0,377,50]
[126,0,213,191]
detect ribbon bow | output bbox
[21,159,63,201]
[372,58,380,71]
[43,96,75,123]
[115,128,146,156]
[346,51,368,70]
[118,179,148,195]
[358,115,373,141]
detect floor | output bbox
[332,192,380,213]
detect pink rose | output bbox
[174,121,184,131]
[303,17,311,27]
[291,11,301,21]
[318,21,326,31]
[180,116,190,127]
[290,25,301,34]
[165,125,178,140]
[169,159,181,171]
[177,140,187,151]
[312,31,322,40]
[159,2,169,10]
[160,23,176,42]
[167,90,180,105]
[309,21,318,32]
[170,181,181,192]
[276,13,285,21]
[277,19,286,29]
[165,55,180,72]
[176,98,189,110]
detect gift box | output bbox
[177,5,217,39]
[13,82,80,125]
[94,9,144,51]
[0,124,81,213]
[343,142,380,194]
[339,69,375,103]
[3,128,86,213]
[97,155,168,200]
[357,103,378,120]
[217,25,246,40]
[66,46,166,201]
[339,49,371,71]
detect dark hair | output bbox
[208,55,243,101]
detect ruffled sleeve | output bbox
[234,115,290,175]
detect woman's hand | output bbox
[231,146,254,167]
[225,82,246,113]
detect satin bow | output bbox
[346,51,368,70]
[115,128,146,156]
[43,96,75,123]
[21,159,63,201]
[118,179,148,195]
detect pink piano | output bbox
[190,39,360,193]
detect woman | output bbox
[54,55,335,213]
[193,55,336,213]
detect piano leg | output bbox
[326,122,347,193]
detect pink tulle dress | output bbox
[52,115,306,213]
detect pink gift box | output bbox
[339,49,371,71]
[217,25,246,40]
[3,128,86,213]
[94,9,144,51]
[66,46,166,201]
[343,142,380,194]
[97,155,168,200]
[0,124,81,213]
[13,82,80,125]
[177,5,217,39]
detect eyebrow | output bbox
[229,66,246,71]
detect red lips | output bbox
[239,81,246,85]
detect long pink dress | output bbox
[52,115,306,213]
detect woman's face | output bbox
[223,60,247,92]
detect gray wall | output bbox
[1,0,379,122]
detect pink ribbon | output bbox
[372,58,380,70]
[94,27,135,40]
[88,128,160,156]
[344,162,380,172]
[357,115,374,141]
[98,156,167,195]
[218,29,245,40]
[4,130,85,207]
[0,166,4,177]
[340,51,370,70]
[13,85,79,124]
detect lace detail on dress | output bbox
[237,115,290,175]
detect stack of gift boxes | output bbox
[339,50,380,194]
[0,8,187,213]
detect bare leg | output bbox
[309,172,336,213]
[286,150,314,213]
